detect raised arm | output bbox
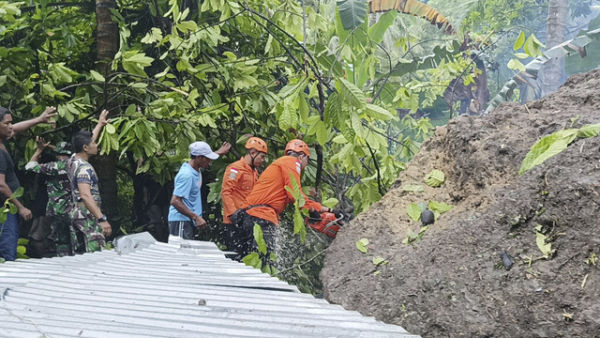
[27,137,50,164]
[283,164,326,213]
[12,107,57,134]
[215,142,231,156]
[91,109,110,143]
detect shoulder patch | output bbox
[228,168,239,180]
[296,162,301,174]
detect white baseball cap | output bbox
[189,141,219,160]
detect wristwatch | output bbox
[97,215,108,223]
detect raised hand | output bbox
[39,106,57,124]
[215,141,231,156]
[35,136,51,150]
[98,109,110,126]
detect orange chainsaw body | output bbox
[307,212,343,238]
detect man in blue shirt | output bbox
[168,141,230,239]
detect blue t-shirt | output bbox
[168,162,203,222]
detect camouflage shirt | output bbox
[25,159,72,217]
[67,154,101,219]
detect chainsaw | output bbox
[306,211,344,239]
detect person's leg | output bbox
[181,221,195,240]
[83,216,106,253]
[168,221,179,237]
[73,214,105,253]
[258,220,275,251]
[46,215,59,256]
[221,223,232,248]
[227,222,249,261]
[54,215,74,256]
[0,214,19,261]
[245,216,277,265]
[236,212,258,259]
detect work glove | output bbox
[308,209,321,222]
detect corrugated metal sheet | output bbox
[0,233,419,337]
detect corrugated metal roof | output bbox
[0,233,419,337]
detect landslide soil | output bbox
[321,69,600,337]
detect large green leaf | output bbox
[535,225,553,258]
[336,78,366,108]
[253,224,267,255]
[368,11,398,43]
[337,0,368,30]
[577,123,600,138]
[356,238,369,253]
[428,200,452,214]
[424,169,445,187]
[519,129,578,175]
[122,50,154,77]
[242,252,262,269]
[407,203,421,222]
[364,103,395,120]
[513,31,526,50]
[293,208,306,244]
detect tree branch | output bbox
[372,43,393,103]
[365,141,385,196]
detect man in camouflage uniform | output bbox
[67,110,112,253]
[26,137,74,256]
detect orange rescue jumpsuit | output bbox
[221,158,258,224]
[243,156,322,225]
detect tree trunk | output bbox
[542,0,568,96]
[96,0,119,74]
[95,0,120,236]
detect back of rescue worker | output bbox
[243,155,322,225]
[233,139,329,260]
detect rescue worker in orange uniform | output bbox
[234,139,332,259]
[221,137,268,257]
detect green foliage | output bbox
[372,256,388,266]
[519,124,600,175]
[424,169,445,187]
[356,238,369,253]
[242,224,277,275]
[406,203,421,222]
[428,200,452,220]
[0,187,22,225]
[253,223,267,255]
[336,0,368,30]
[242,252,262,269]
[0,0,481,291]
[402,184,424,192]
[369,11,398,43]
[585,252,598,266]
[285,174,307,243]
[535,224,555,258]
[403,225,428,244]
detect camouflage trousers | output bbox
[47,215,75,256]
[72,211,105,253]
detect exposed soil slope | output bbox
[321,69,600,337]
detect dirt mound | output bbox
[321,69,600,337]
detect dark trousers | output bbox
[168,221,195,240]
[231,212,276,261]
[0,214,18,261]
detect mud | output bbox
[321,69,600,337]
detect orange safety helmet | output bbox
[245,137,268,153]
[285,139,310,157]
